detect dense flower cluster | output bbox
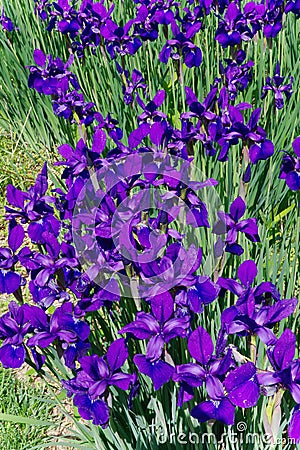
[0,0,300,445]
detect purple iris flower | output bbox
[215,3,252,48]
[62,338,135,427]
[173,326,259,424]
[262,63,293,109]
[219,106,274,163]
[75,278,120,314]
[27,301,90,369]
[137,243,203,297]
[52,90,96,125]
[218,296,297,349]
[34,0,53,21]
[0,219,25,296]
[46,0,81,37]
[0,7,16,32]
[0,302,31,368]
[279,136,300,191]
[19,232,78,288]
[263,0,283,38]
[173,327,235,406]
[119,292,190,362]
[218,259,280,317]
[29,279,70,309]
[174,276,219,314]
[136,89,167,124]
[257,329,300,442]
[286,0,300,16]
[115,63,147,106]
[78,0,115,52]
[27,49,80,96]
[5,163,60,245]
[217,260,297,348]
[219,50,254,101]
[191,362,260,424]
[213,196,260,255]
[101,19,142,58]
[159,20,202,68]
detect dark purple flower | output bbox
[102,19,142,59]
[115,64,147,106]
[27,302,90,369]
[159,20,202,68]
[217,260,297,348]
[119,293,190,362]
[175,276,220,314]
[27,50,80,96]
[133,354,175,390]
[257,330,300,435]
[0,8,16,32]
[52,90,95,125]
[213,196,260,255]
[0,302,31,368]
[263,1,283,39]
[136,89,167,124]
[215,3,252,48]
[262,63,293,109]
[62,338,135,426]
[174,327,235,407]
[286,0,300,16]
[279,136,300,191]
[219,106,274,163]
[219,50,254,101]
[5,164,60,246]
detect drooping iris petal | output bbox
[0,271,22,294]
[109,372,134,391]
[73,394,110,427]
[196,276,220,305]
[0,344,25,368]
[224,362,259,408]
[128,123,150,148]
[150,292,174,323]
[119,312,159,339]
[173,363,205,387]
[249,140,274,164]
[106,338,128,372]
[146,334,165,361]
[286,172,300,191]
[237,260,257,286]
[133,354,174,390]
[230,196,246,221]
[288,406,300,443]
[8,223,25,252]
[191,398,235,425]
[273,329,296,370]
[188,326,214,365]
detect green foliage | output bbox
[0,367,57,450]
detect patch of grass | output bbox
[0,367,57,450]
